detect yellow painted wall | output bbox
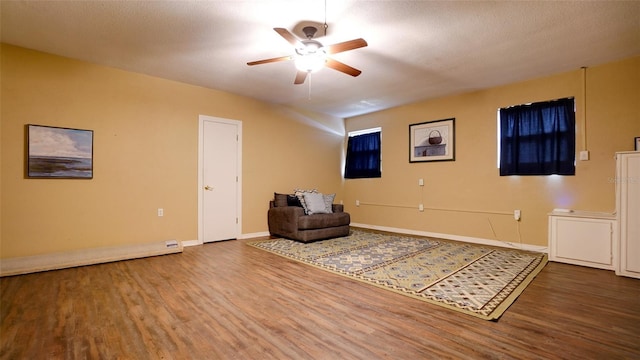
[344,56,640,247]
[2,43,638,260]
[0,44,345,258]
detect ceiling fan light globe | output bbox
[294,52,327,73]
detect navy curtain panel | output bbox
[500,98,575,176]
[344,132,381,178]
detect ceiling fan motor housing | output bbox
[302,26,318,39]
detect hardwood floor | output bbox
[2,235,639,359]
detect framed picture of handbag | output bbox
[409,118,455,162]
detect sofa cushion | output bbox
[273,193,289,207]
[274,193,303,207]
[298,212,350,230]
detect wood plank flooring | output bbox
[2,235,639,359]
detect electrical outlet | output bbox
[418,178,424,186]
[356,200,360,206]
[158,208,164,217]
[419,204,424,212]
[514,210,521,221]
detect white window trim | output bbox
[348,127,381,137]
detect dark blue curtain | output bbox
[500,98,575,176]
[344,132,381,179]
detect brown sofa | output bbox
[267,193,350,243]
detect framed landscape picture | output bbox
[27,124,94,179]
[410,118,455,162]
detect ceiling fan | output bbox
[247,26,368,85]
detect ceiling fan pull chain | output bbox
[308,72,312,100]
[324,0,328,36]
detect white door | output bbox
[199,116,242,243]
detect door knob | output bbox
[204,185,214,191]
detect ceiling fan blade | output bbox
[326,38,368,54]
[274,28,303,48]
[294,71,308,85]
[325,58,362,77]
[247,55,293,66]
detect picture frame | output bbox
[26,124,94,179]
[635,137,640,151]
[410,118,455,162]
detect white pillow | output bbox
[323,193,336,213]
[303,192,330,215]
[294,188,317,214]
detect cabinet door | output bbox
[549,216,614,270]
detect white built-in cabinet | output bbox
[615,152,640,279]
[549,211,616,270]
[548,152,640,278]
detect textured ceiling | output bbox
[1,1,639,118]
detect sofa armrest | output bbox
[268,206,306,237]
[332,204,344,213]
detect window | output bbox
[499,97,575,176]
[344,128,381,179]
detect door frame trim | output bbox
[198,115,242,244]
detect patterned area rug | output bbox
[248,229,548,320]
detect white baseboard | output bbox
[239,231,270,239]
[0,241,183,277]
[350,223,548,253]
[181,239,201,247]
[183,232,270,247]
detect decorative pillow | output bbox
[323,193,336,213]
[273,193,289,207]
[287,195,303,207]
[294,188,318,214]
[303,192,330,215]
